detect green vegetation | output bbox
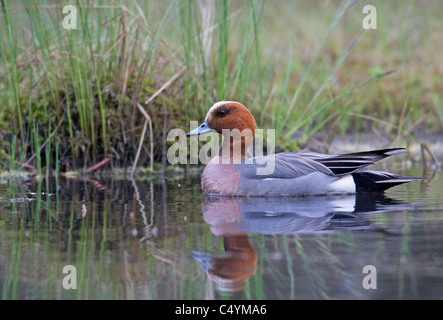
[0,1,442,174]
[1,164,440,299]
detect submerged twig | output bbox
[15,161,35,170]
[421,143,438,167]
[132,110,152,177]
[85,157,111,174]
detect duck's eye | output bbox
[217,109,228,117]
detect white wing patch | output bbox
[327,175,356,194]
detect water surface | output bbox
[0,165,442,299]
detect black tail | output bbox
[316,148,407,175]
[352,171,423,193]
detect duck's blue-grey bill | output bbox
[186,121,214,136]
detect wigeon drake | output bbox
[187,101,421,196]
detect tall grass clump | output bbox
[0,0,272,173]
[0,1,441,174]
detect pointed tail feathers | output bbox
[317,148,408,175]
[352,171,423,193]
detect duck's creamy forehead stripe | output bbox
[205,101,242,121]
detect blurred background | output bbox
[0,0,442,173]
[1,1,443,301]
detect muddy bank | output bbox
[1,133,441,181]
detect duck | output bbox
[187,101,421,196]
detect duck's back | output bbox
[201,153,340,196]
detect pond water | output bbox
[0,164,442,300]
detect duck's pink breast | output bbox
[201,156,243,196]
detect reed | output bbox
[0,1,441,172]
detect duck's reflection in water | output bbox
[193,233,257,292]
[193,194,417,292]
